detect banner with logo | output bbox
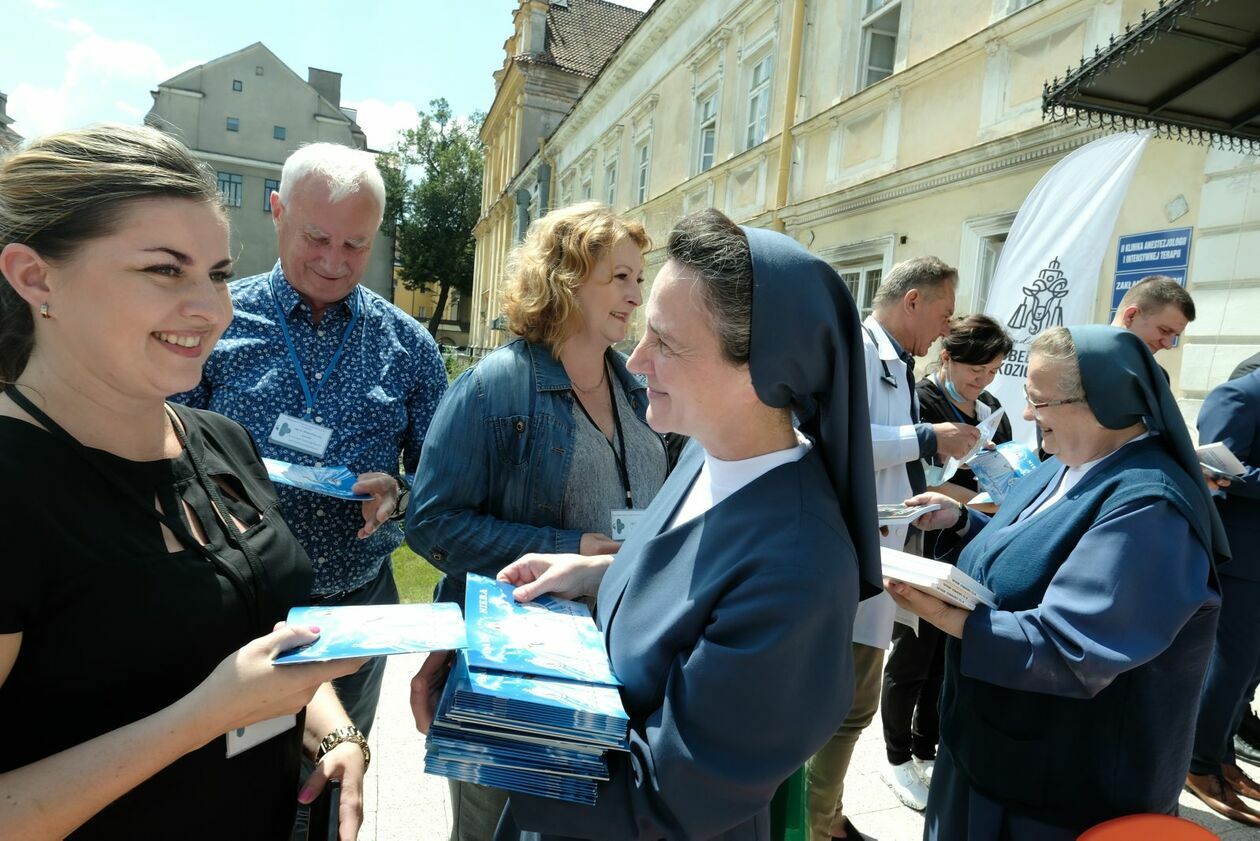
[984,132,1150,446]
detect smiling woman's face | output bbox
[571,237,644,348]
[626,260,755,445]
[41,197,234,401]
[1023,352,1105,468]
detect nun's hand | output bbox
[498,553,612,602]
[884,579,969,639]
[1202,467,1232,491]
[903,492,966,532]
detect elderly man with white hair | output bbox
[175,143,447,756]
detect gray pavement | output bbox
[358,653,1260,841]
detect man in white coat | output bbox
[807,256,977,841]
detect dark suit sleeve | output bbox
[1198,379,1260,500]
[508,536,858,840]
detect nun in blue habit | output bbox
[889,325,1227,840]
[408,208,884,840]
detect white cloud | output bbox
[8,21,190,137]
[343,98,421,151]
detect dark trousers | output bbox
[881,620,945,766]
[1192,574,1260,774]
[293,559,399,838]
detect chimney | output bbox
[307,67,343,109]
[523,0,549,55]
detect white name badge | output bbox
[225,713,296,758]
[610,509,646,543]
[269,413,333,459]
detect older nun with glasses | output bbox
[891,325,1226,840]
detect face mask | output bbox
[940,367,967,404]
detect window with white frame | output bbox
[745,54,773,150]
[634,139,651,205]
[836,261,883,319]
[960,212,1015,312]
[974,234,1007,312]
[605,158,618,207]
[860,0,901,89]
[580,174,593,201]
[696,92,718,174]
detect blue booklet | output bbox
[464,574,620,687]
[968,442,1041,504]
[273,603,467,664]
[262,457,372,501]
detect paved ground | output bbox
[358,653,1260,841]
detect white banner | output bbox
[985,132,1150,445]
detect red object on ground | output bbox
[1078,814,1218,840]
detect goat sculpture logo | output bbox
[1008,258,1068,337]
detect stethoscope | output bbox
[862,325,899,388]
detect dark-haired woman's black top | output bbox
[916,378,1012,561]
[0,405,312,839]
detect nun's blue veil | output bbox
[1068,325,1229,565]
[743,226,883,599]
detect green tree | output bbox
[379,98,485,339]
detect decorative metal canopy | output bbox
[1043,0,1260,152]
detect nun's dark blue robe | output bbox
[495,441,860,840]
[925,438,1221,840]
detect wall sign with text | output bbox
[1111,227,1192,321]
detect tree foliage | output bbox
[378,98,485,338]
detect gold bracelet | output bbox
[316,725,371,771]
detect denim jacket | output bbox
[406,338,652,607]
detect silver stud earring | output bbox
[39,303,50,319]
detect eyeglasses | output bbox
[1023,387,1084,411]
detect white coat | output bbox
[855,314,922,648]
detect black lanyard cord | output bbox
[573,366,634,508]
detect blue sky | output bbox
[3,0,653,149]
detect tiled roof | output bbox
[528,0,645,78]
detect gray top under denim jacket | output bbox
[405,338,663,608]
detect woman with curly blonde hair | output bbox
[405,202,670,840]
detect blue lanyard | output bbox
[269,275,361,418]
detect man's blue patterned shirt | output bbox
[174,262,447,595]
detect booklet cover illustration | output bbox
[274,603,467,664]
[262,457,372,501]
[968,441,1041,504]
[464,574,621,687]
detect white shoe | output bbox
[913,756,935,785]
[881,760,929,811]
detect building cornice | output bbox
[315,114,351,126]
[160,86,205,99]
[779,123,1099,229]
[192,149,284,172]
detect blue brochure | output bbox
[464,574,620,687]
[262,457,372,501]
[968,441,1041,504]
[274,603,467,664]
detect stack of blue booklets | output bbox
[424,574,630,804]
